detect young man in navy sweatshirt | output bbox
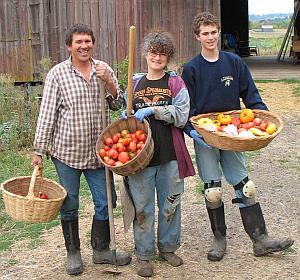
[182,11,293,262]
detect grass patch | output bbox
[255,79,300,84]
[195,182,204,196]
[0,150,91,252]
[292,85,300,97]
[113,204,123,219]
[277,159,289,168]
[4,259,18,267]
[244,151,261,170]
[254,80,280,83]
[283,246,297,255]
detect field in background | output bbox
[249,29,289,56]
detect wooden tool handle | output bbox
[126,26,136,116]
[99,79,107,128]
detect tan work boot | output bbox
[159,252,183,267]
[137,259,153,277]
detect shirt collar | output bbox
[67,56,96,73]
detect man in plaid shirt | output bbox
[31,24,131,275]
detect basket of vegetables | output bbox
[96,116,154,176]
[1,166,67,223]
[190,109,283,152]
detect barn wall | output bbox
[0,0,220,83]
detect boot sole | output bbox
[93,257,132,266]
[254,240,294,257]
[207,254,224,261]
[67,266,83,276]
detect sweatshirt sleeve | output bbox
[238,60,268,110]
[153,76,190,129]
[181,64,197,136]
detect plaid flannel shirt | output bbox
[33,57,123,169]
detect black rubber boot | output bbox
[61,218,83,275]
[240,203,294,256]
[91,217,131,265]
[207,203,227,261]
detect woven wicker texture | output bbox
[1,171,67,223]
[190,109,283,152]
[96,116,154,176]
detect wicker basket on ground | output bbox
[1,166,67,223]
[96,116,154,176]
[190,109,283,152]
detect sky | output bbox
[248,0,294,15]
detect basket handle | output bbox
[27,165,40,199]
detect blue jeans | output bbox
[128,160,184,260]
[194,142,250,208]
[52,157,116,221]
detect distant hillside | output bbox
[249,13,292,21]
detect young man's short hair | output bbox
[193,12,220,35]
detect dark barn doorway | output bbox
[220,0,250,56]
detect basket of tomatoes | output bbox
[96,116,154,176]
[1,166,67,223]
[190,109,283,152]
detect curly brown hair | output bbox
[142,31,175,61]
[193,12,220,36]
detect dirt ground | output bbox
[0,82,299,280]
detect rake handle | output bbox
[126,26,135,116]
[98,78,117,258]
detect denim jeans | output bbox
[52,157,116,221]
[128,160,184,260]
[194,141,250,208]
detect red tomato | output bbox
[112,133,120,144]
[38,192,48,199]
[231,117,241,127]
[130,133,136,139]
[105,137,113,146]
[135,130,145,137]
[122,138,131,146]
[137,141,144,150]
[137,133,146,142]
[107,158,116,166]
[104,145,110,151]
[128,141,137,152]
[259,122,268,131]
[241,122,255,129]
[98,148,106,158]
[112,144,118,150]
[118,152,130,163]
[253,117,262,126]
[108,148,118,159]
[103,156,110,164]
[116,142,125,152]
